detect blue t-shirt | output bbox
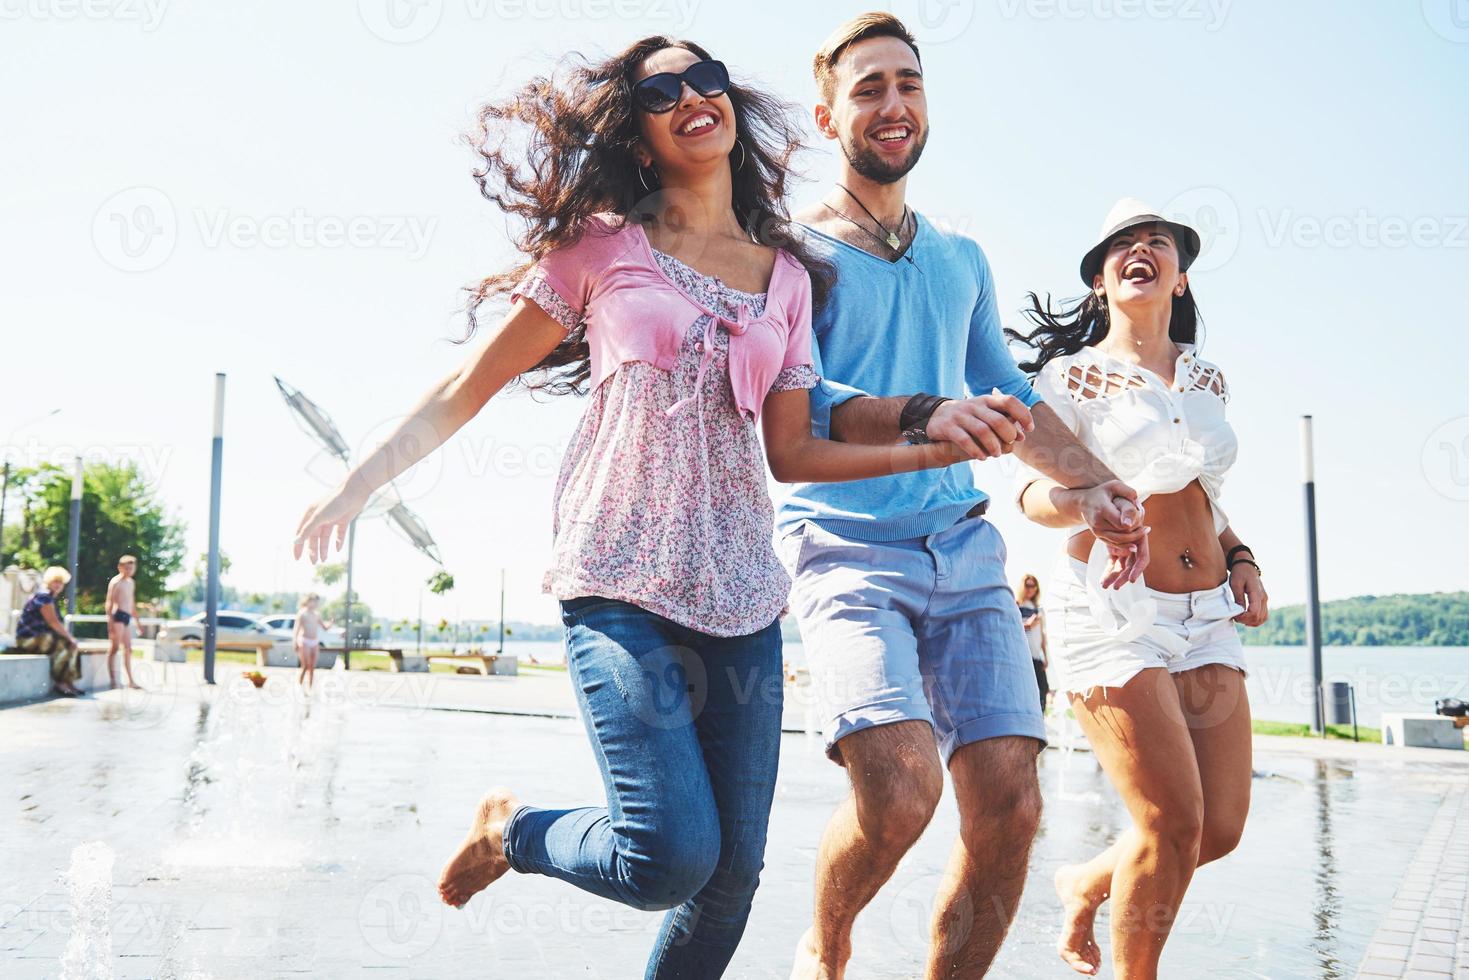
[776,213,1042,542]
[16,590,57,640]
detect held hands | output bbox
[293,479,371,564]
[1229,561,1269,626]
[1064,481,1150,589]
[926,392,1034,460]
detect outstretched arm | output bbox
[293,300,568,563]
[762,388,971,483]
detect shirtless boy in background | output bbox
[106,555,143,690]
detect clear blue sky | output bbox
[3,1,1467,625]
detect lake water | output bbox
[497,639,1467,730]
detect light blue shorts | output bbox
[777,514,1047,765]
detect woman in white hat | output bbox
[1009,199,1269,978]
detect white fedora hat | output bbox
[1079,197,1202,285]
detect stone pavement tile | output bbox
[1410,953,1457,972]
[1359,958,1408,977]
[1368,942,1412,961]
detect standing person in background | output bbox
[1011,199,1268,978]
[293,593,331,691]
[11,566,83,696]
[1016,574,1050,712]
[105,555,142,690]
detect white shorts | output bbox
[1044,554,1248,695]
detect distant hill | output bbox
[1239,592,1469,647]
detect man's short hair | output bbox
[812,12,922,104]
[118,554,137,566]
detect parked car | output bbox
[157,612,288,651]
[259,614,345,647]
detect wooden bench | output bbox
[320,646,412,672]
[180,637,288,668]
[424,652,518,676]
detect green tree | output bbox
[315,563,346,587]
[7,461,186,612]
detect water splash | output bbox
[164,672,344,869]
[59,841,115,980]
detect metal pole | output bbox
[1302,416,1325,734]
[343,518,356,670]
[204,374,226,685]
[498,568,505,655]
[0,460,10,569]
[416,589,423,657]
[65,459,83,620]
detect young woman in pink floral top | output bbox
[292,36,972,978]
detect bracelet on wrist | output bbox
[1225,544,1254,565]
[900,393,952,445]
[1228,557,1262,576]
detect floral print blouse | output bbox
[518,248,819,638]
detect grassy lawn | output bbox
[1251,719,1384,743]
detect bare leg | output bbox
[106,622,120,689]
[296,642,306,686]
[438,787,520,907]
[303,649,317,690]
[121,629,139,688]
[1053,666,1253,974]
[1057,669,1204,980]
[792,720,943,980]
[927,736,1043,979]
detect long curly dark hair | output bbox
[1005,286,1202,376]
[463,36,835,395]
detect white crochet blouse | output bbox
[1015,342,1239,645]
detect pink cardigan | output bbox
[517,213,814,422]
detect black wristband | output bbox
[1229,558,1262,576]
[899,393,951,434]
[1225,544,1253,565]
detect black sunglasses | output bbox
[631,60,730,114]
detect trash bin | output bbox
[1327,681,1353,725]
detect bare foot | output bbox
[127,682,143,690]
[1054,864,1103,975]
[789,927,843,980]
[438,788,518,908]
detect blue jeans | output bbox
[502,597,784,979]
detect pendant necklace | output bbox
[836,184,906,250]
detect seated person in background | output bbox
[12,566,83,696]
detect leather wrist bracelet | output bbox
[900,393,951,445]
[1228,557,1262,576]
[1225,544,1254,565]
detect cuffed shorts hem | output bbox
[939,712,1048,762]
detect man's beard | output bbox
[839,127,928,185]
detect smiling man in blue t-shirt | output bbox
[777,13,1147,979]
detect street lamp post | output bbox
[65,459,83,619]
[1302,416,1325,735]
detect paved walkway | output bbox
[3,662,1468,978]
[1356,784,1469,979]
